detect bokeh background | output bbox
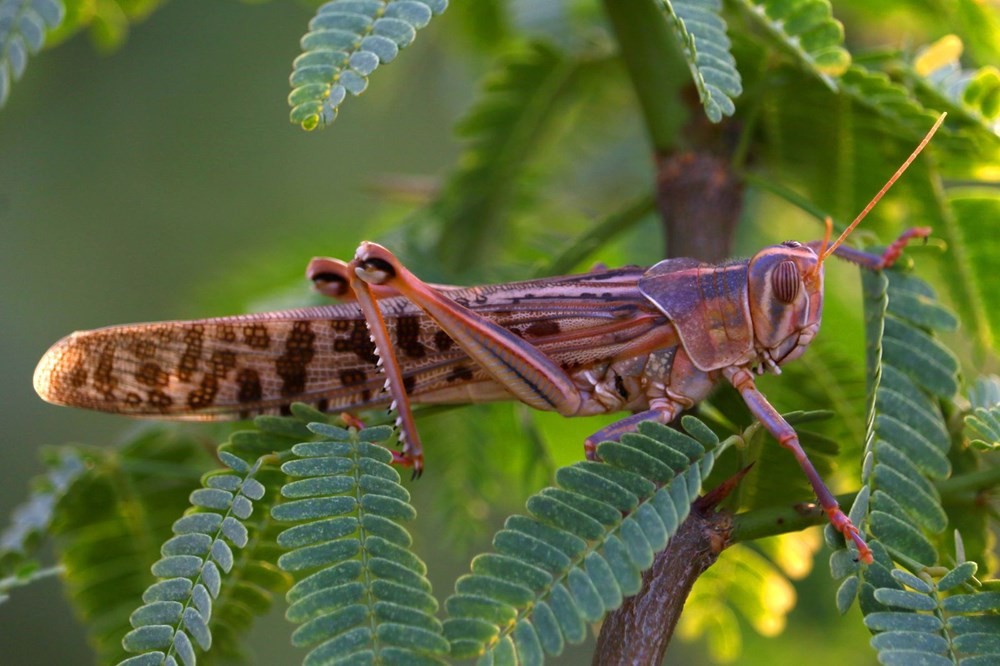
[0,1,973,664]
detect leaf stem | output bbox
[540,193,655,276]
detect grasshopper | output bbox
[33,115,946,565]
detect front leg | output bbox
[723,365,874,564]
[808,226,932,271]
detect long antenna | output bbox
[820,112,947,264]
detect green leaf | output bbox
[937,562,978,591]
[433,41,615,272]
[656,0,741,122]
[940,592,1000,613]
[443,417,734,661]
[870,630,950,653]
[865,612,944,633]
[734,0,850,88]
[116,453,275,665]
[289,0,449,130]
[949,194,1000,355]
[0,0,66,108]
[274,424,446,664]
[873,588,937,611]
[0,447,85,577]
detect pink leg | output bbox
[346,242,588,477]
[350,242,585,416]
[724,366,873,564]
[307,256,465,301]
[809,227,932,271]
[343,258,427,478]
[307,257,402,301]
[584,402,683,460]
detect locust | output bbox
[33,115,946,565]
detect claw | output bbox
[390,449,424,480]
[340,412,366,430]
[826,506,873,565]
[877,227,932,270]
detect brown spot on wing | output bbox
[236,368,262,403]
[178,325,205,382]
[243,323,271,349]
[276,320,316,396]
[525,320,561,337]
[187,376,219,409]
[218,324,237,343]
[93,343,117,399]
[132,339,157,359]
[339,369,367,386]
[135,362,170,387]
[209,350,237,377]
[333,320,377,364]
[147,389,173,410]
[447,365,474,383]
[395,315,425,358]
[433,330,453,352]
[68,359,88,389]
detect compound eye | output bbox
[781,240,802,248]
[772,260,800,303]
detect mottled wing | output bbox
[33,304,396,419]
[34,266,662,419]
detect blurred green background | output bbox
[0,1,972,664]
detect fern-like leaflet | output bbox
[910,35,1000,138]
[867,562,1000,664]
[656,0,742,122]
[117,452,269,666]
[272,422,449,665]
[0,0,63,107]
[289,0,448,131]
[733,0,850,89]
[965,375,1000,451]
[441,416,735,662]
[829,263,971,658]
[0,447,84,600]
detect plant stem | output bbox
[592,494,732,665]
[601,0,688,152]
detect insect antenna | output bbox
[815,112,947,270]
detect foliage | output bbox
[42,431,216,663]
[273,422,448,665]
[965,376,1000,452]
[288,0,448,131]
[866,562,1000,665]
[656,0,741,122]
[117,453,270,666]
[3,0,1000,664]
[0,0,62,106]
[442,416,732,661]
